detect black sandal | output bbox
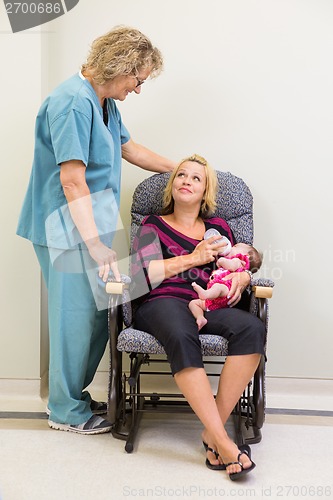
[202,441,226,470]
[225,447,256,481]
[202,441,225,470]
[203,442,252,472]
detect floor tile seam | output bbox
[1,408,333,420]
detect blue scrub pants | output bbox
[34,244,109,425]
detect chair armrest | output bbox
[104,273,131,294]
[251,278,275,288]
[105,281,127,294]
[250,278,274,299]
[106,274,131,423]
[248,278,274,339]
[252,286,273,299]
[104,274,132,327]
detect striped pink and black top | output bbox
[131,215,234,304]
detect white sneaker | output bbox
[48,415,112,435]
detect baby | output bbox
[189,241,262,330]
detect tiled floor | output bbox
[1,406,333,500]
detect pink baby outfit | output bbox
[205,253,250,311]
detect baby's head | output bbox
[230,243,263,273]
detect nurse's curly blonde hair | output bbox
[81,25,163,85]
[162,154,217,218]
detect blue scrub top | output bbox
[17,73,130,249]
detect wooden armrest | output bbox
[252,286,273,299]
[105,281,126,295]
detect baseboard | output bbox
[266,377,333,412]
[1,375,332,413]
[0,379,46,412]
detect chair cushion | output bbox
[117,328,229,356]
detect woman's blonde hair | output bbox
[162,154,217,218]
[81,26,163,85]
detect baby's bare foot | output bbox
[192,282,207,300]
[196,316,207,330]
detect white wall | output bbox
[1,0,333,395]
[0,16,42,379]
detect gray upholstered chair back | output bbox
[131,171,253,246]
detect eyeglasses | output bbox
[134,76,145,88]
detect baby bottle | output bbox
[204,228,231,256]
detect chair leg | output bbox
[108,349,122,424]
[236,355,265,445]
[233,400,245,446]
[107,295,124,425]
[232,366,264,446]
[111,353,147,452]
[253,354,266,430]
[124,394,144,453]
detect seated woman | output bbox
[130,154,265,480]
[190,242,263,330]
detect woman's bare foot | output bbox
[217,437,253,475]
[201,430,222,467]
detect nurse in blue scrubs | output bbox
[17,26,176,434]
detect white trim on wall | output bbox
[2,376,331,413]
